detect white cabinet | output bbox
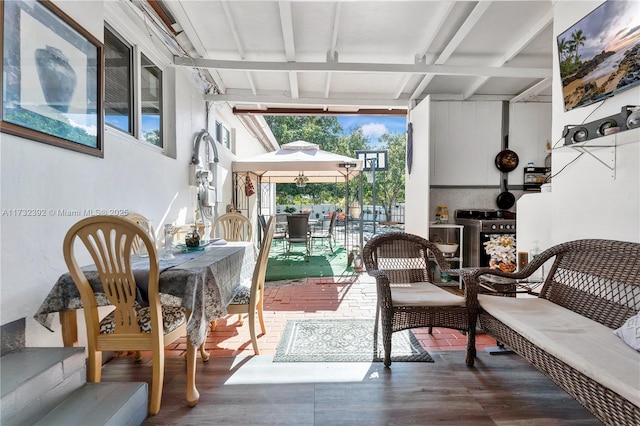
[429,101,503,186]
[429,224,464,287]
[509,103,552,186]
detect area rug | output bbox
[273,319,433,363]
[265,245,353,281]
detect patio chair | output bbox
[275,214,289,248]
[259,214,286,250]
[285,214,310,257]
[225,216,276,354]
[363,232,476,367]
[310,211,337,254]
[212,212,253,242]
[63,215,190,415]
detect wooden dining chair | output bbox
[63,215,193,414]
[225,216,276,354]
[124,212,156,256]
[208,212,255,332]
[212,212,253,242]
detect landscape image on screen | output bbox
[557,0,640,111]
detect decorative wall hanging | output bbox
[406,122,413,174]
[1,0,104,157]
[244,173,255,196]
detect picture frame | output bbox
[1,0,104,157]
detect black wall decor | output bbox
[562,106,636,146]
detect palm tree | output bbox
[571,29,586,62]
[557,37,569,61]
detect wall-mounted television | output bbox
[557,0,640,112]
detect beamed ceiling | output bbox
[145,0,554,115]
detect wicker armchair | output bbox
[363,232,477,367]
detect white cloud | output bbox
[67,116,97,136]
[361,122,388,139]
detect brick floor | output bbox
[164,273,497,358]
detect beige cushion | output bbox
[391,282,466,307]
[479,295,640,408]
[614,313,640,351]
[100,305,186,335]
[230,280,252,305]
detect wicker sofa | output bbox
[461,239,640,425]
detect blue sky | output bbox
[107,113,407,147]
[337,115,407,147]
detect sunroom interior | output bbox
[1,0,638,424]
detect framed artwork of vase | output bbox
[1,0,104,157]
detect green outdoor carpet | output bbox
[265,243,353,281]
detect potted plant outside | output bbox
[349,201,361,219]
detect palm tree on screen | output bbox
[571,29,586,62]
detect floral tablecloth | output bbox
[34,242,256,347]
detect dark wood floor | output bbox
[100,350,601,425]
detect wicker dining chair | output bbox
[63,215,192,414]
[363,232,477,367]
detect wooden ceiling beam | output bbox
[233,107,407,116]
[174,56,551,79]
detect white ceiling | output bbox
[158,0,554,115]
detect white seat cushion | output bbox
[479,295,640,408]
[391,282,466,307]
[100,305,186,335]
[614,313,640,351]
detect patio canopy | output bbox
[232,141,363,183]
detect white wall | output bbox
[0,1,268,346]
[405,97,431,238]
[516,192,553,256]
[549,1,640,247]
[509,102,552,185]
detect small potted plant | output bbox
[349,201,361,219]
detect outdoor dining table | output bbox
[33,241,256,407]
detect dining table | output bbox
[34,240,256,408]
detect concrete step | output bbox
[1,347,86,425]
[34,382,148,426]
